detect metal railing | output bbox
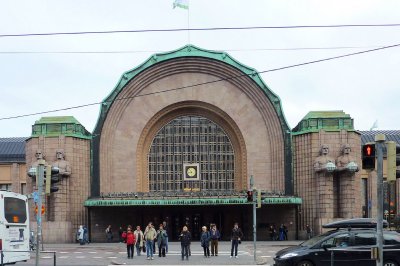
[0,250,56,266]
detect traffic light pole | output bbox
[250,175,257,262]
[36,160,45,266]
[375,134,385,266]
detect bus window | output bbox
[4,197,27,223]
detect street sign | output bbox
[33,191,39,203]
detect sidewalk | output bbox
[42,240,302,249]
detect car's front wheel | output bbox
[297,260,314,266]
[384,260,399,266]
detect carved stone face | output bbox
[321,145,329,155]
[343,145,351,155]
[35,150,43,160]
[56,149,65,160]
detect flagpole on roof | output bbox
[173,0,190,44]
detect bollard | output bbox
[330,250,334,266]
[53,251,56,266]
[1,250,3,266]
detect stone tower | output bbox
[26,116,91,243]
[292,111,362,236]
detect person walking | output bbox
[118,226,124,243]
[230,222,243,258]
[279,224,285,241]
[134,226,144,256]
[306,224,312,239]
[269,225,276,241]
[156,224,167,257]
[179,225,191,261]
[144,222,157,260]
[77,225,85,245]
[105,225,113,242]
[162,221,169,253]
[122,227,136,259]
[210,224,220,256]
[200,226,211,258]
[83,225,89,244]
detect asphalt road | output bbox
[15,241,300,266]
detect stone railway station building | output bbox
[0,45,399,242]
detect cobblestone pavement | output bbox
[19,241,300,266]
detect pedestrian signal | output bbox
[362,144,375,170]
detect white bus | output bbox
[0,190,30,264]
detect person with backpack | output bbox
[200,226,211,258]
[156,224,167,257]
[144,222,157,260]
[122,227,136,259]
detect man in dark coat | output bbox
[230,222,243,258]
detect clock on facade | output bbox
[183,163,200,180]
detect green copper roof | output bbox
[31,116,91,139]
[35,116,81,125]
[292,110,355,135]
[84,197,302,207]
[93,44,290,135]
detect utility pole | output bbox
[250,175,257,262]
[35,160,45,266]
[375,134,385,266]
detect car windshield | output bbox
[300,230,336,247]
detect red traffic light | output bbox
[363,144,375,157]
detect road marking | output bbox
[74,251,83,253]
[41,256,52,259]
[107,256,118,259]
[60,251,69,254]
[93,256,103,259]
[261,255,272,258]
[76,256,86,259]
[89,251,97,253]
[59,256,69,259]
[118,251,126,254]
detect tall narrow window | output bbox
[148,115,235,192]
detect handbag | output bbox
[142,245,146,252]
[238,240,242,244]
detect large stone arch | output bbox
[136,101,247,192]
[92,45,292,197]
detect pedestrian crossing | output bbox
[40,250,249,260]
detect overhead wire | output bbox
[1,24,400,38]
[0,45,388,54]
[0,42,399,121]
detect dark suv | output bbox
[274,218,400,266]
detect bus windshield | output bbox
[4,197,27,223]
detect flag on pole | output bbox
[370,120,378,131]
[173,0,189,9]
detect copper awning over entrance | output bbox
[84,197,302,207]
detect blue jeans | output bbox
[146,240,154,258]
[165,236,168,253]
[231,239,239,256]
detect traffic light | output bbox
[45,166,60,194]
[386,141,400,181]
[362,143,376,170]
[246,190,253,202]
[257,189,261,208]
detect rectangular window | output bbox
[4,197,27,223]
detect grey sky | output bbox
[0,0,399,137]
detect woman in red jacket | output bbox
[122,227,136,259]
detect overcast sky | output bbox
[0,0,399,137]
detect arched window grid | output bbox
[148,115,235,192]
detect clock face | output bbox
[186,167,197,177]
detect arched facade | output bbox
[88,45,295,241]
[92,45,291,197]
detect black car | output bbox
[274,218,400,266]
